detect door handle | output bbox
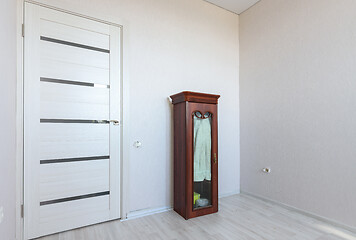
[109,120,120,125]
[213,153,217,164]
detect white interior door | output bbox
[24,3,121,239]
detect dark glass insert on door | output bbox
[193,111,212,210]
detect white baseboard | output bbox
[241,191,356,234]
[124,191,241,221]
[124,206,173,221]
[218,190,240,198]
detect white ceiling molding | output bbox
[204,0,260,14]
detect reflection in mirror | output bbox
[193,111,212,210]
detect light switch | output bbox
[134,141,142,148]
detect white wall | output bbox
[35,0,240,214]
[1,1,239,237]
[0,1,17,239]
[240,0,356,229]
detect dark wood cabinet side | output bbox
[173,102,187,218]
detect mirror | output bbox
[193,111,212,210]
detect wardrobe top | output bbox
[170,91,220,105]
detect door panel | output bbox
[40,123,109,160]
[39,195,110,224]
[40,40,109,69]
[40,19,110,50]
[186,103,218,219]
[39,195,110,236]
[192,111,213,210]
[39,160,110,201]
[24,3,121,239]
[41,59,110,85]
[40,81,110,120]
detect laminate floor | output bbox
[37,194,356,240]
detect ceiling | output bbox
[204,0,260,14]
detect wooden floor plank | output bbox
[36,194,356,240]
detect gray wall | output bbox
[240,0,356,229]
[0,0,17,239]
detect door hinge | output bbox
[22,24,24,37]
[21,205,24,218]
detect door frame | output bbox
[16,1,130,239]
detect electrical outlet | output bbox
[262,168,271,173]
[0,206,4,224]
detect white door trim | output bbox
[16,1,130,239]
[16,1,24,239]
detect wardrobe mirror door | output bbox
[192,111,212,210]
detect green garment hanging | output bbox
[193,115,211,182]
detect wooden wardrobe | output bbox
[170,91,220,219]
